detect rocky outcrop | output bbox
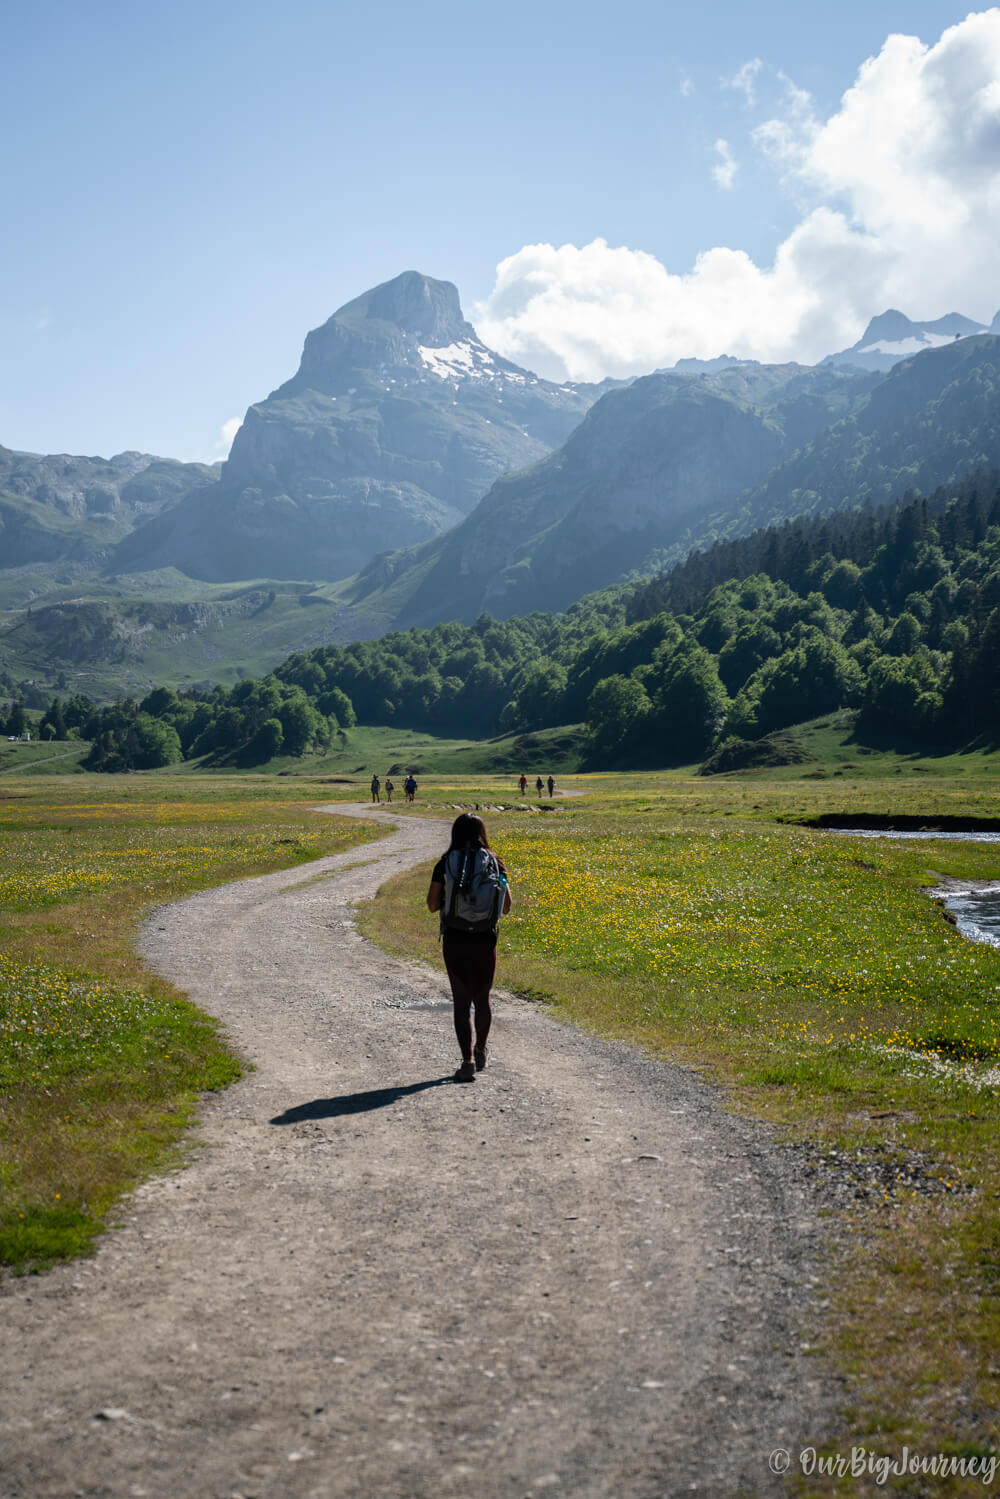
[0,447,216,567]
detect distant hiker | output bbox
[405,775,418,803]
[385,776,394,803]
[535,776,543,798]
[370,774,381,803]
[519,773,527,794]
[427,813,511,1083]
[547,775,555,798]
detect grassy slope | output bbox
[0,775,385,1272]
[0,571,361,699]
[0,740,91,776]
[181,721,586,779]
[359,757,1000,1493]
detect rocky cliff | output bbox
[113,272,608,582]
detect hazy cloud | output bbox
[215,417,242,457]
[474,11,1000,377]
[711,138,738,190]
[725,57,764,105]
[679,74,695,98]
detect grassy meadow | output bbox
[0,739,91,776]
[359,755,1000,1491]
[0,775,384,1270]
[0,569,370,701]
[5,738,1000,1488]
[174,718,587,778]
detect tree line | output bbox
[33,470,1000,770]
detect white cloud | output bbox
[679,74,695,98]
[215,416,242,458]
[752,70,817,167]
[711,138,738,190]
[725,57,763,106]
[473,10,1000,378]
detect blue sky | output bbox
[1,0,993,461]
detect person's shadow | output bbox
[270,1076,452,1124]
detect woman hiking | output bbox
[426,813,512,1082]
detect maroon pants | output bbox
[442,932,496,1058]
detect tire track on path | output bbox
[1,802,838,1498]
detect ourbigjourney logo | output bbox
[788,1446,1000,1486]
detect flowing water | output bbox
[829,827,1000,949]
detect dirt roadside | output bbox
[0,803,841,1498]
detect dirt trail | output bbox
[0,747,81,774]
[1,803,838,1498]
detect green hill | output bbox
[54,471,1000,776]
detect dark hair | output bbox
[448,813,490,851]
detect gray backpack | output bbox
[442,844,505,934]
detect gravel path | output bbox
[1,803,839,1498]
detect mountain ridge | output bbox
[0,446,217,569]
[112,272,610,583]
[4,287,1000,697]
[823,307,999,373]
[341,361,880,626]
[334,335,1000,631]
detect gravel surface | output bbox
[1,803,842,1499]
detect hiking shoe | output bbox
[454,1061,476,1083]
[473,1046,488,1071]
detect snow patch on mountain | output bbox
[824,310,998,372]
[857,332,967,356]
[418,341,496,380]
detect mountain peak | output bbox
[853,308,988,350]
[824,306,992,373]
[367,271,469,343]
[856,309,914,345]
[338,270,473,347]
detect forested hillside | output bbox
[38,472,1000,770]
[746,335,1000,530]
[338,336,1000,631]
[5,333,998,701]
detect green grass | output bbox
[0,571,360,699]
[708,709,1000,783]
[9,750,1000,1484]
[0,739,90,776]
[0,775,385,1272]
[180,722,586,779]
[359,765,1000,1490]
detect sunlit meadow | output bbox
[499,822,1000,1066]
[0,786,381,1270]
[361,776,1000,1482]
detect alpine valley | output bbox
[2,270,1000,701]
